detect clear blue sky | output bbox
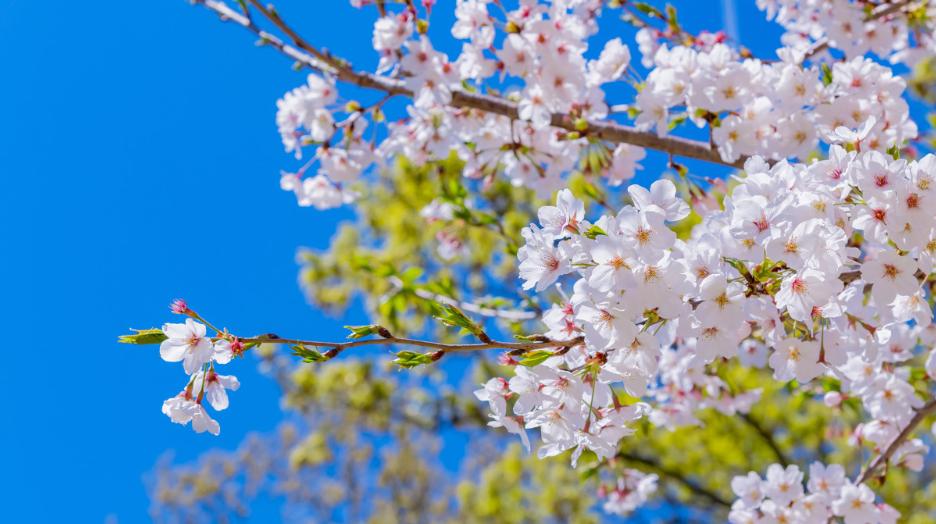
[0,1,785,522]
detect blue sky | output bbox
[0,1,783,521]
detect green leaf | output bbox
[518,349,553,367]
[582,224,607,240]
[440,176,468,203]
[723,257,754,281]
[633,1,664,18]
[345,324,380,339]
[886,144,901,160]
[393,350,435,368]
[118,328,168,345]
[514,334,548,342]
[665,4,681,33]
[291,344,328,363]
[667,113,688,131]
[821,63,833,87]
[398,266,424,284]
[434,304,484,337]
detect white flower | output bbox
[192,370,240,411]
[769,339,824,383]
[832,483,877,524]
[538,189,585,237]
[192,404,221,436]
[775,269,842,324]
[731,471,764,509]
[160,319,214,375]
[161,391,220,436]
[862,251,920,307]
[372,15,412,51]
[162,393,197,425]
[763,464,804,506]
[807,462,845,497]
[588,38,631,85]
[518,225,571,292]
[627,179,689,222]
[605,144,646,186]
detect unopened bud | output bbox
[498,353,519,366]
[230,338,245,356]
[170,298,190,315]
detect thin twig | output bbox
[191,0,746,169]
[856,398,936,485]
[243,332,583,357]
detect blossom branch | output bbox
[191,0,746,169]
[856,398,936,485]
[802,0,919,60]
[243,331,583,357]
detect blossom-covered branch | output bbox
[120,298,582,434]
[857,397,936,485]
[241,330,583,357]
[801,0,921,60]
[193,0,744,169]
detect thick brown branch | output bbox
[192,0,746,168]
[856,398,936,485]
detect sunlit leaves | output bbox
[118,328,168,345]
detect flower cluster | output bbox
[268,1,665,206]
[276,73,371,209]
[597,468,659,517]
[634,44,915,162]
[757,0,935,67]
[478,143,936,472]
[729,463,898,524]
[265,0,925,212]
[158,302,241,436]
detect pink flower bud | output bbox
[498,353,519,366]
[170,298,190,315]
[230,338,245,356]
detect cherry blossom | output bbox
[160,319,215,375]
